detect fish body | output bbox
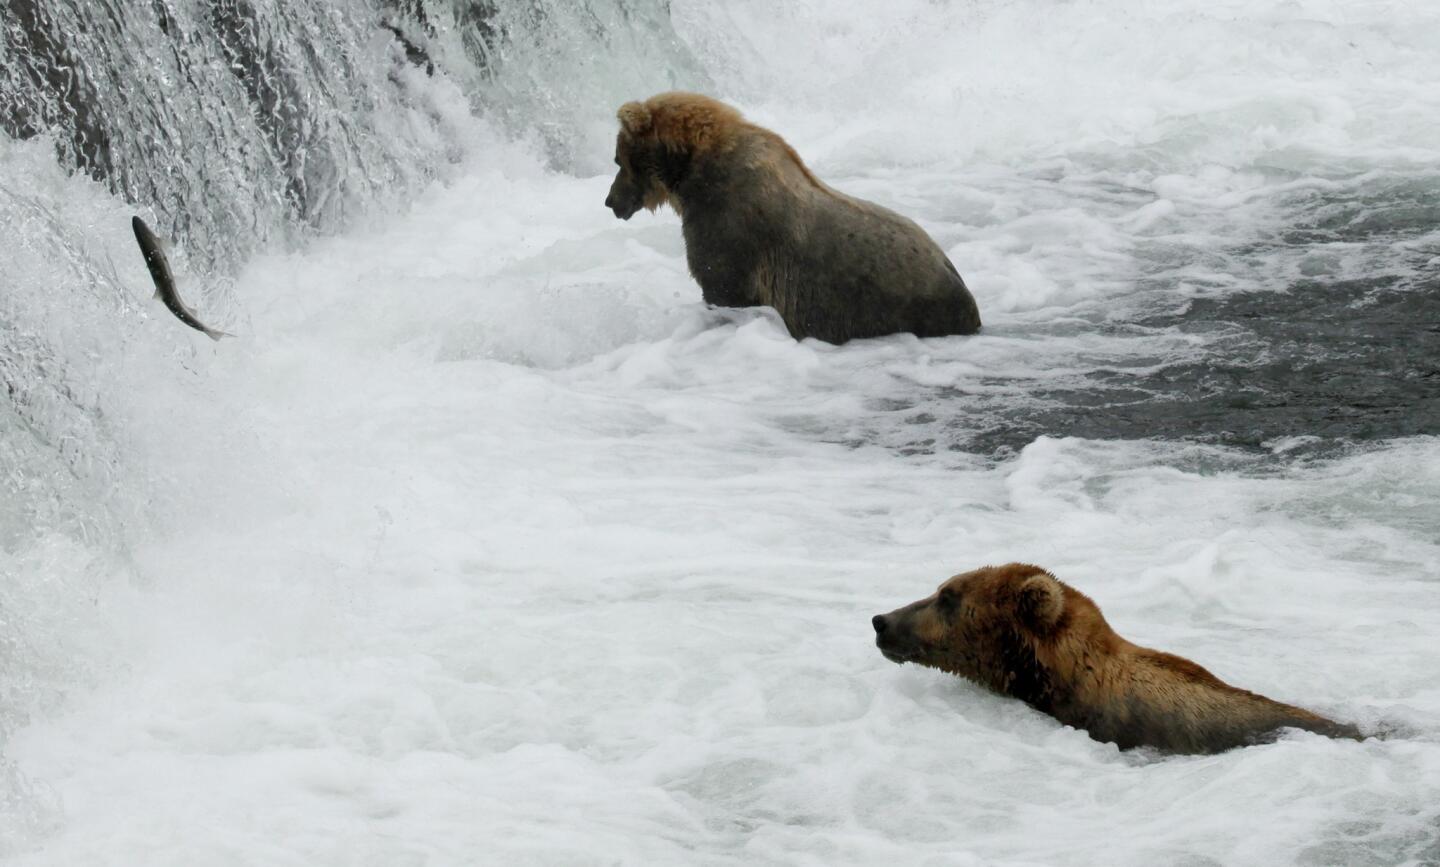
[131,216,230,341]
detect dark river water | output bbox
[874,175,1440,462]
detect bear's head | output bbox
[604,93,743,220]
[872,563,1088,702]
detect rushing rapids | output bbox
[2,1,1438,863]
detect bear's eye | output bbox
[937,587,960,611]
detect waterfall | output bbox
[0,0,700,745]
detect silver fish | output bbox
[131,216,231,341]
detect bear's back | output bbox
[676,119,981,341]
[1053,639,1363,753]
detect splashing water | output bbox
[2,0,1439,863]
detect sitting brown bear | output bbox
[872,563,1361,754]
[604,92,981,344]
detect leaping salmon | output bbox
[131,216,231,341]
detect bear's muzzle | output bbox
[872,613,914,665]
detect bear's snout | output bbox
[873,611,915,665]
[601,192,636,221]
[605,192,638,220]
[605,172,643,220]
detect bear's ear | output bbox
[1016,571,1065,634]
[617,101,653,138]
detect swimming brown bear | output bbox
[604,92,981,344]
[872,563,1362,754]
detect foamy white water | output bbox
[3,1,1439,864]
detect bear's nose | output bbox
[872,614,888,634]
[604,193,616,209]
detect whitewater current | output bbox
[2,1,1439,864]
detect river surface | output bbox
[2,1,1438,864]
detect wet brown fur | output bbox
[605,92,982,344]
[873,563,1362,754]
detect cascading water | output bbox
[0,0,698,849]
[2,0,1438,863]
[0,0,702,566]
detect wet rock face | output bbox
[0,0,505,274]
[0,0,700,270]
[0,0,446,273]
[1,0,116,181]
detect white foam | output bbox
[5,0,1440,863]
